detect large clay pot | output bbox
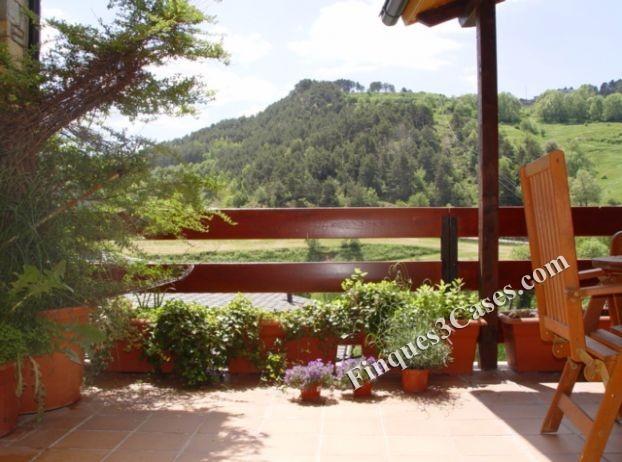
[106,319,161,373]
[19,306,91,414]
[352,381,373,398]
[0,363,19,437]
[500,314,610,372]
[299,384,321,402]
[439,319,482,375]
[401,369,429,393]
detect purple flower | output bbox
[334,356,375,388]
[284,359,334,389]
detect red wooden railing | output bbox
[154,206,622,293]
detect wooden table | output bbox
[591,256,622,327]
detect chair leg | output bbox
[581,359,622,462]
[541,358,582,433]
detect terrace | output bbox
[1,371,619,462]
[2,0,622,461]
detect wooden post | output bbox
[476,0,499,370]
[441,215,458,282]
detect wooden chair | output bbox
[520,150,622,461]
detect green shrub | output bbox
[146,300,226,386]
[218,295,261,365]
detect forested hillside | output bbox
[167,78,622,207]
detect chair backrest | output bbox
[520,150,585,356]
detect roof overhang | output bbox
[380,0,504,28]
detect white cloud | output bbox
[288,0,467,78]
[221,31,272,65]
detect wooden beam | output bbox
[418,0,469,27]
[476,0,500,370]
[152,206,622,240]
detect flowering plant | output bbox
[334,356,375,389]
[284,359,334,389]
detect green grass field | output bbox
[500,121,622,203]
[131,238,520,263]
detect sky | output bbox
[42,0,622,141]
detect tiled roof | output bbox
[128,292,312,311]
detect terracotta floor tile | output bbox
[118,431,189,452]
[446,418,512,436]
[387,435,459,457]
[104,449,177,462]
[503,418,573,436]
[517,433,586,455]
[53,430,128,449]
[0,445,39,462]
[139,413,205,433]
[183,432,266,456]
[452,435,524,456]
[321,434,385,457]
[383,417,448,436]
[36,447,107,462]
[80,414,146,431]
[259,417,322,435]
[7,427,68,449]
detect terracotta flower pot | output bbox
[439,319,482,375]
[106,319,174,374]
[19,306,92,414]
[0,363,20,437]
[228,357,259,374]
[299,384,321,402]
[352,381,373,398]
[401,369,429,393]
[500,314,610,372]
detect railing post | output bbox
[441,214,458,283]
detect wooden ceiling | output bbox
[401,0,504,27]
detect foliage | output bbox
[576,237,609,258]
[284,359,334,389]
[570,169,602,206]
[381,317,451,370]
[260,340,287,385]
[89,297,142,374]
[409,279,478,322]
[334,356,375,389]
[339,270,412,345]
[217,295,261,365]
[280,301,353,342]
[168,78,622,208]
[146,300,226,386]
[0,0,227,312]
[499,92,521,123]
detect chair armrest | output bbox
[578,268,606,281]
[568,283,622,299]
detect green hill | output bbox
[167,79,622,207]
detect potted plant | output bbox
[284,359,334,402]
[382,309,451,393]
[335,356,376,397]
[0,323,28,437]
[500,308,610,372]
[407,280,481,375]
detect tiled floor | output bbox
[1,369,621,461]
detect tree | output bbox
[588,95,605,121]
[368,81,383,93]
[0,1,228,308]
[498,92,521,123]
[570,169,602,206]
[535,90,567,123]
[0,0,227,175]
[566,143,595,177]
[603,94,622,121]
[319,178,340,206]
